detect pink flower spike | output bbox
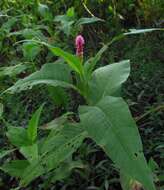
[75,35,85,59]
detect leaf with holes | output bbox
[79,96,155,190]
[5,63,74,94]
[19,123,86,186]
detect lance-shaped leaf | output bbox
[76,17,103,26]
[5,63,74,94]
[49,46,83,75]
[88,60,130,104]
[79,96,155,190]
[124,28,162,35]
[84,44,108,80]
[27,104,44,143]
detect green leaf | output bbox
[40,124,86,163]
[88,60,130,104]
[84,44,108,80]
[79,96,155,190]
[20,124,86,186]
[20,160,44,186]
[76,17,103,27]
[5,63,74,94]
[20,144,38,162]
[0,64,27,78]
[124,28,162,35]
[0,160,29,178]
[22,42,41,61]
[6,127,30,148]
[49,46,83,75]
[38,3,50,18]
[1,17,17,33]
[27,104,44,143]
[66,7,75,18]
[41,112,72,130]
[9,28,47,41]
[120,171,140,190]
[47,159,84,184]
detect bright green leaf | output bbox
[27,104,44,143]
[79,96,155,190]
[20,144,38,162]
[49,46,83,75]
[84,44,108,80]
[22,42,41,61]
[88,60,130,104]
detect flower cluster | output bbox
[75,35,85,59]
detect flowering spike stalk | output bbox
[75,35,85,60]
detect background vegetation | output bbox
[0,0,163,189]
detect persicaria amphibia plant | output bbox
[0,32,156,190]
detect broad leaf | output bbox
[88,60,130,104]
[5,63,74,94]
[27,104,44,143]
[79,96,155,190]
[0,160,29,178]
[6,127,30,148]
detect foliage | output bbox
[0,1,163,190]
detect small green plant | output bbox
[0,29,161,190]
